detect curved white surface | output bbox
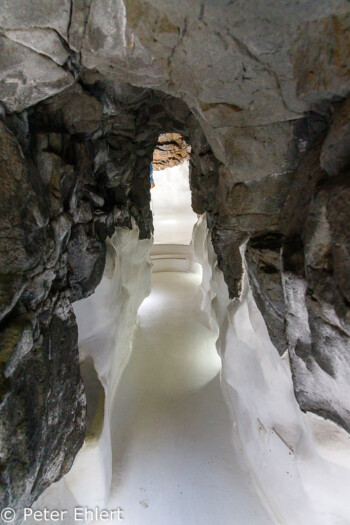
[92,270,272,525]
[28,225,153,524]
[29,209,350,525]
[193,214,350,525]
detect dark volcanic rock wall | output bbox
[243,108,350,431]
[0,118,86,513]
[190,101,350,431]
[0,77,205,515]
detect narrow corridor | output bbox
[94,270,272,525]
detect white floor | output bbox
[92,270,272,525]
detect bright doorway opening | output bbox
[150,133,197,246]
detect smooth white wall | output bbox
[30,213,350,525]
[29,225,153,524]
[192,214,350,525]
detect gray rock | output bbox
[286,273,350,432]
[69,0,92,52]
[320,98,350,176]
[303,173,350,326]
[0,121,49,275]
[31,84,103,135]
[50,214,73,269]
[72,201,93,224]
[67,224,107,301]
[189,124,220,216]
[83,190,105,208]
[4,29,69,66]
[1,314,34,379]
[81,0,166,88]
[21,270,56,311]
[0,0,350,515]
[218,172,293,233]
[0,294,86,515]
[0,37,73,112]
[0,0,71,39]
[292,12,350,103]
[245,235,287,355]
[211,228,247,299]
[0,274,27,323]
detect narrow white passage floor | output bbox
[94,271,272,525]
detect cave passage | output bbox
[89,160,272,524]
[151,159,197,245]
[97,271,271,525]
[1,1,350,522]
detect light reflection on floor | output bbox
[92,271,272,525]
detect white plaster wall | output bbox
[64,225,152,508]
[30,214,350,525]
[192,214,350,525]
[29,225,153,524]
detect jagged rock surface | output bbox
[0,75,207,516]
[0,0,349,515]
[152,133,190,170]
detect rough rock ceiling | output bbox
[152,133,190,170]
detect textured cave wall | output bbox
[0,0,349,515]
[190,100,350,431]
[0,116,87,514]
[242,106,350,432]
[0,74,208,514]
